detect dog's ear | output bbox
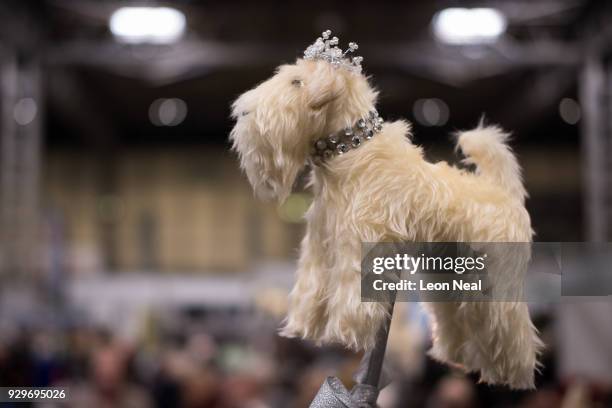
[306,64,346,110]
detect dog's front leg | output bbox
[280,230,330,343]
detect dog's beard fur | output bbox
[230,114,303,202]
[229,87,305,201]
[230,59,543,389]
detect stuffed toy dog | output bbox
[230,30,542,389]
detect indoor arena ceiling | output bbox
[1,0,608,147]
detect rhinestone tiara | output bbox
[303,29,363,73]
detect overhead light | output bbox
[413,98,449,127]
[149,98,188,126]
[278,193,312,223]
[109,7,186,44]
[13,98,38,126]
[432,8,507,45]
[559,98,581,125]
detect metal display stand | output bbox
[309,300,395,408]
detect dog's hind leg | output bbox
[422,242,543,389]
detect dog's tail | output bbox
[456,124,527,202]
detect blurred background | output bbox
[1,0,611,407]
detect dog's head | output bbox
[230,56,378,201]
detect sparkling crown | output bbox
[303,29,363,73]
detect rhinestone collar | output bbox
[311,109,383,165]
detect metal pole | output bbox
[0,52,19,278]
[579,54,607,242]
[350,302,395,407]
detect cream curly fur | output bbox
[230,58,543,389]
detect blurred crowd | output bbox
[0,309,610,408]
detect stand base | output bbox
[309,377,378,408]
[309,301,395,408]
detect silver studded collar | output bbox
[311,109,383,165]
